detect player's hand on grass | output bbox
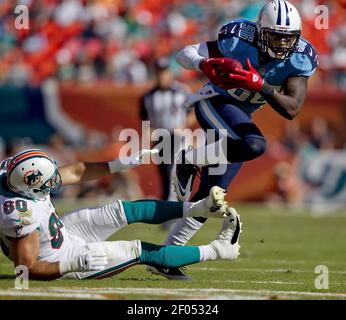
[228,58,264,91]
[59,249,108,274]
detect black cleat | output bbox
[147,266,192,281]
[173,147,199,201]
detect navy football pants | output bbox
[191,96,266,206]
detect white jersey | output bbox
[0,172,76,263]
[0,168,132,280]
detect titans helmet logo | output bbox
[24,170,43,186]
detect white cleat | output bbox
[210,207,242,260]
[210,239,240,260]
[217,207,242,244]
[189,186,230,218]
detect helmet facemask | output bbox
[259,27,300,59]
[31,167,62,199]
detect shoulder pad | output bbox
[0,198,40,238]
[218,20,257,44]
[294,38,319,70]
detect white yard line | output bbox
[192,267,346,274]
[0,288,261,300]
[0,289,104,299]
[77,287,346,299]
[52,287,346,299]
[213,280,303,285]
[254,259,346,266]
[1,287,345,299]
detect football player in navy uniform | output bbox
[149,0,318,280]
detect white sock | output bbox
[184,137,229,167]
[198,244,217,262]
[182,201,201,218]
[163,217,204,246]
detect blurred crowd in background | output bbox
[266,116,341,211]
[0,0,345,212]
[0,0,345,88]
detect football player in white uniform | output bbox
[0,149,241,280]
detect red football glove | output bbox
[200,58,243,89]
[228,58,264,91]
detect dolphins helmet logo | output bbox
[24,170,43,187]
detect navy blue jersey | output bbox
[207,19,318,115]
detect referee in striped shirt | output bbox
[140,57,193,201]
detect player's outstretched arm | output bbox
[176,42,209,71]
[59,149,159,186]
[228,58,308,120]
[59,161,112,186]
[11,232,62,280]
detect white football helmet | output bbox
[6,149,62,200]
[256,0,302,59]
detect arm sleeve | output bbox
[176,42,209,71]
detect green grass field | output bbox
[0,202,345,300]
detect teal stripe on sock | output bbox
[122,200,183,224]
[140,241,201,268]
[82,258,140,279]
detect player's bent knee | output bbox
[225,136,266,162]
[244,137,266,160]
[88,240,142,262]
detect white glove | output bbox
[108,148,159,174]
[59,249,108,275]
